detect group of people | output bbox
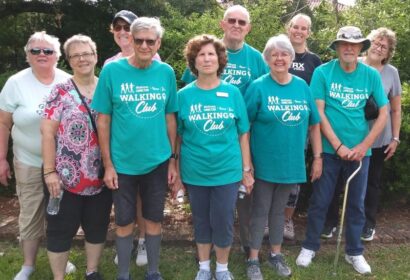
[0,4,402,280]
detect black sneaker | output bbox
[361,227,375,241]
[321,225,336,239]
[85,271,103,280]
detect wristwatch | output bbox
[392,137,401,144]
[243,167,252,173]
[170,153,178,160]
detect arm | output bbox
[97,113,118,189]
[0,110,12,186]
[384,95,401,160]
[309,124,323,182]
[239,132,254,193]
[40,118,61,197]
[166,113,178,188]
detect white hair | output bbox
[24,31,62,60]
[131,17,164,39]
[263,34,295,62]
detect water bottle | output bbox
[176,189,185,204]
[238,184,247,199]
[47,189,64,215]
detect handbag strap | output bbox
[71,78,98,136]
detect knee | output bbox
[116,223,134,237]
[145,220,161,235]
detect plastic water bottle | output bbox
[238,184,247,199]
[176,189,185,204]
[47,189,64,215]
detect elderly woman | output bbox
[41,35,112,280]
[177,34,254,280]
[0,31,71,280]
[244,34,322,279]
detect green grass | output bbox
[0,241,409,279]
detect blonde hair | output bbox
[63,34,97,58]
[367,27,397,64]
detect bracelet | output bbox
[392,137,400,144]
[243,167,253,173]
[335,143,343,154]
[43,170,56,176]
[313,153,323,159]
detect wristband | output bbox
[392,137,400,144]
[243,167,252,173]
[43,170,56,176]
[335,143,343,154]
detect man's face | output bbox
[132,29,161,64]
[220,10,251,44]
[336,41,362,64]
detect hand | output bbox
[170,176,185,199]
[104,165,118,190]
[242,172,255,194]
[384,140,398,161]
[167,160,177,185]
[348,142,369,161]
[310,158,323,182]
[45,172,62,198]
[336,144,351,160]
[0,159,11,186]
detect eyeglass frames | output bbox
[29,48,55,56]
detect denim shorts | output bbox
[113,160,168,226]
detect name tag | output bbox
[216,91,228,97]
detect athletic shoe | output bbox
[321,225,336,239]
[136,241,148,266]
[86,271,103,280]
[283,219,295,240]
[296,248,315,267]
[145,271,163,280]
[247,259,263,280]
[361,227,375,241]
[345,254,372,274]
[65,261,76,274]
[267,254,291,277]
[215,270,234,280]
[13,266,34,280]
[194,269,213,280]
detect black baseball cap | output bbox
[112,10,138,25]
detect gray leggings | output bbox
[249,179,296,249]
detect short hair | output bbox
[286,13,312,32]
[131,17,164,39]
[24,31,62,60]
[184,34,227,78]
[63,34,97,58]
[263,34,295,62]
[367,27,397,65]
[223,5,250,23]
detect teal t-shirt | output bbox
[91,58,178,175]
[181,43,268,95]
[310,60,388,156]
[244,74,320,184]
[177,81,250,186]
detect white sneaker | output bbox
[114,254,118,265]
[136,242,148,266]
[296,248,315,267]
[65,261,76,274]
[345,254,371,274]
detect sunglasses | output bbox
[338,32,363,40]
[29,48,55,56]
[133,38,157,47]
[226,18,247,26]
[113,24,130,32]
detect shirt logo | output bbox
[267,96,309,126]
[329,82,368,109]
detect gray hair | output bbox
[286,13,312,32]
[367,27,397,65]
[131,17,164,39]
[63,34,97,58]
[263,34,295,62]
[24,31,62,60]
[224,5,250,23]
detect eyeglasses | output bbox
[113,24,131,32]
[29,48,55,56]
[372,41,388,52]
[271,52,291,59]
[133,38,157,47]
[68,52,95,61]
[226,18,247,26]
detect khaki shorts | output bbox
[14,158,45,240]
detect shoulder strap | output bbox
[71,79,98,136]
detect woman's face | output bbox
[113,19,133,49]
[267,48,292,75]
[195,43,219,77]
[368,36,389,63]
[27,40,58,72]
[67,42,97,77]
[288,18,310,46]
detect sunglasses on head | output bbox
[29,48,55,56]
[133,38,157,47]
[226,18,247,26]
[113,24,130,32]
[339,32,363,40]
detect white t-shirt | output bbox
[0,67,71,167]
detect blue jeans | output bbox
[302,153,369,256]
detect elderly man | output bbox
[92,17,178,280]
[182,4,267,258]
[296,26,388,275]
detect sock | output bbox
[199,260,211,271]
[14,265,34,280]
[138,238,145,245]
[116,234,133,279]
[145,233,162,273]
[216,262,228,273]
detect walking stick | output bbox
[333,160,362,276]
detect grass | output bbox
[0,241,409,279]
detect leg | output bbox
[47,251,69,280]
[136,190,146,239]
[324,175,344,228]
[236,193,252,249]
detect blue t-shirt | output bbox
[177,81,250,186]
[244,74,320,184]
[310,59,388,155]
[91,58,178,175]
[181,43,268,95]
